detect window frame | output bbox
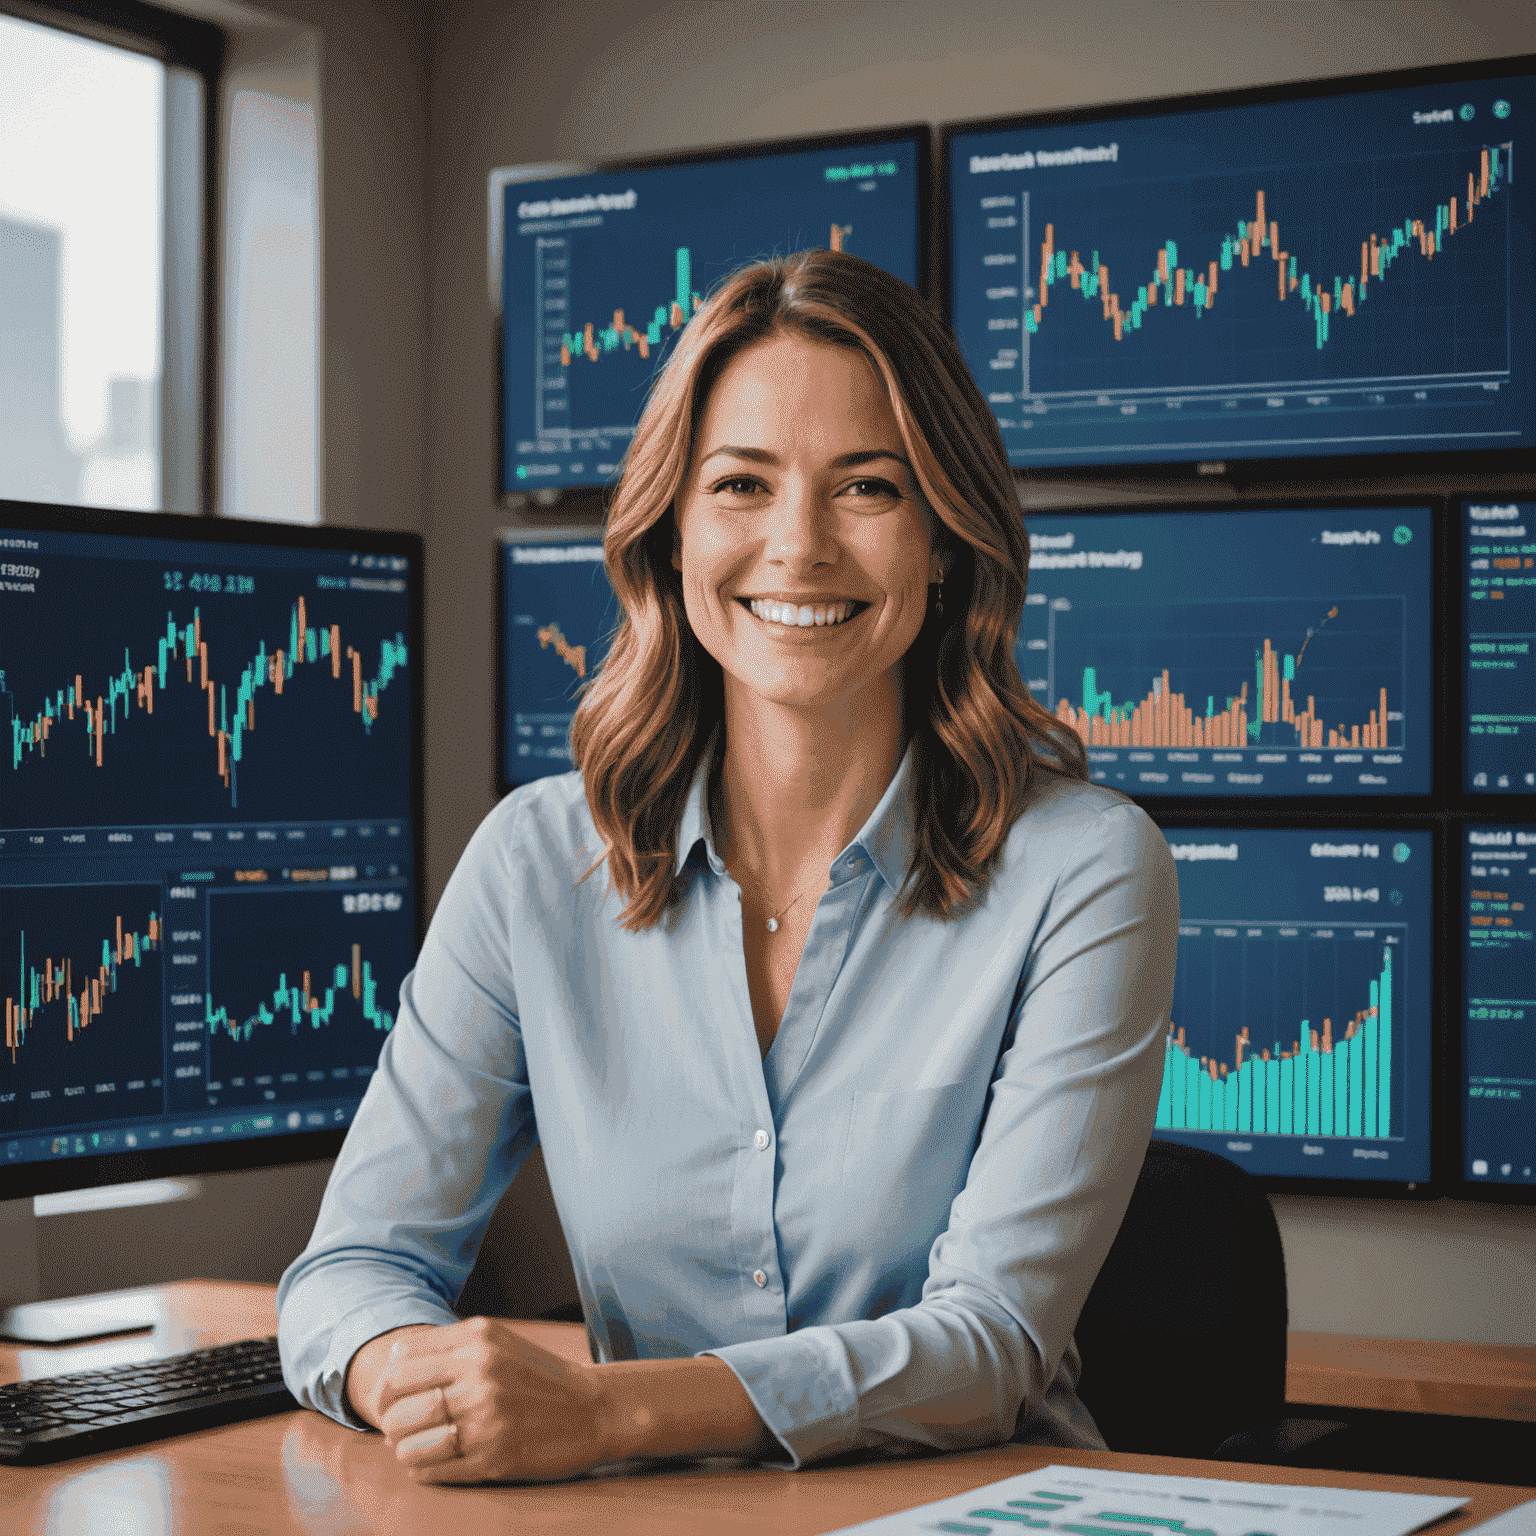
[1,0,223,513]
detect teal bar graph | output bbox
[1156,944,1396,1139]
[205,942,395,1042]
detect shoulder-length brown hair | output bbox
[569,248,1087,931]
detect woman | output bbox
[277,249,1178,1483]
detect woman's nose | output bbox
[764,478,837,569]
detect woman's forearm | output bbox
[592,1354,780,1464]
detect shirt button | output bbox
[753,1128,770,1150]
[752,1269,768,1288]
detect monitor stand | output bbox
[0,1291,160,1345]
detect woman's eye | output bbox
[712,476,761,496]
[846,478,900,500]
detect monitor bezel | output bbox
[0,499,426,1201]
[1150,806,1445,1198]
[939,53,1536,487]
[496,121,933,504]
[495,521,609,798]
[1018,493,1449,812]
[1452,817,1536,1203]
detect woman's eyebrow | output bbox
[696,446,911,470]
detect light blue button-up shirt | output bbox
[277,745,1179,1467]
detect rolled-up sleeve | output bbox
[276,801,537,1425]
[703,800,1179,1466]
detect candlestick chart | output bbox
[500,537,621,788]
[949,68,1535,469]
[0,883,164,1134]
[502,132,924,490]
[1158,826,1433,1182]
[199,886,411,1105]
[1018,503,1433,797]
[1020,145,1509,358]
[2,553,412,828]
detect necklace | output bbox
[733,863,824,933]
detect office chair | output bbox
[1072,1138,1346,1462]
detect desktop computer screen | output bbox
[1155,824,1435,1187]
[500,125,929,495]
[1021,502,1436,798]
[945,56,1536,476]
[497,526,617,791]
[1463,499,1536,792]
[1461,824,1536,1194]
[0,500,423,1199]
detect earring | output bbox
[933,572,944,620]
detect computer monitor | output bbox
[1460,823,1536,1197]
[944,55,1536,479]
[1021,500,1437,799]
[497,525,617,792]
[499,124,930,496]
[1462,499,1536,793]
[1154,822,1436,1190]
[1,499,423,1202]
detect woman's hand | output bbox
[344,1316,778,1483]
[350,1316,615,1484]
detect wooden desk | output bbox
[2,1284,1531,1536]
[1289,1331,1536,1422]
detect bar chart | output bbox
[1158,825,1433,1182]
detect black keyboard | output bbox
[0,1335,296,1465]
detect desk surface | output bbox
[1288,1331,1536,1423]
[2,1282,1532,1536]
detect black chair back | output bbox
[1072,1139,1289,1458]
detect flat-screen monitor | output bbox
[1,500,423,1199]
[1461,824,1536,1196]
[1021,501,1437,799]
[1155,823,1435,1190]
[944,55,1536,478]
[497,525,617,792]
[1463,499,1536,792]
[499,125,930,495]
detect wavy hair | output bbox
[569,249,1087,930]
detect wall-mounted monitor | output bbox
[1021,501,1436,799]
[1155,823,1436,1190]
[0,499,423,1199]
[1461,824,1536,1197]
[497,526,617,792]
[499,124,929,497]
[1463,499,1536,792]
[944,56,1536,479]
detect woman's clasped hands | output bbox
[348,1316,614,1484]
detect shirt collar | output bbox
[673,732,916,895]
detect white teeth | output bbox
[748,599,855,628]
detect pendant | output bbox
[766,917,779,932]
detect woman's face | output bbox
[672,330,942,724]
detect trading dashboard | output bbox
[498,528,618,789]
[1462,825,1536,1188]
[948,62,1535,472]
[500,127,927,493]
[1020,503,1435,798]
[1158,825,1435,1185]
[1,508,420,1180]
[1464,499,1536,792]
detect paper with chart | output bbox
[830,1462,1469,1536]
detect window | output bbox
[0,2,219,512]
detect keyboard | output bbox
[0,1335,296,1465]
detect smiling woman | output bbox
[277,249,1180,1485]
